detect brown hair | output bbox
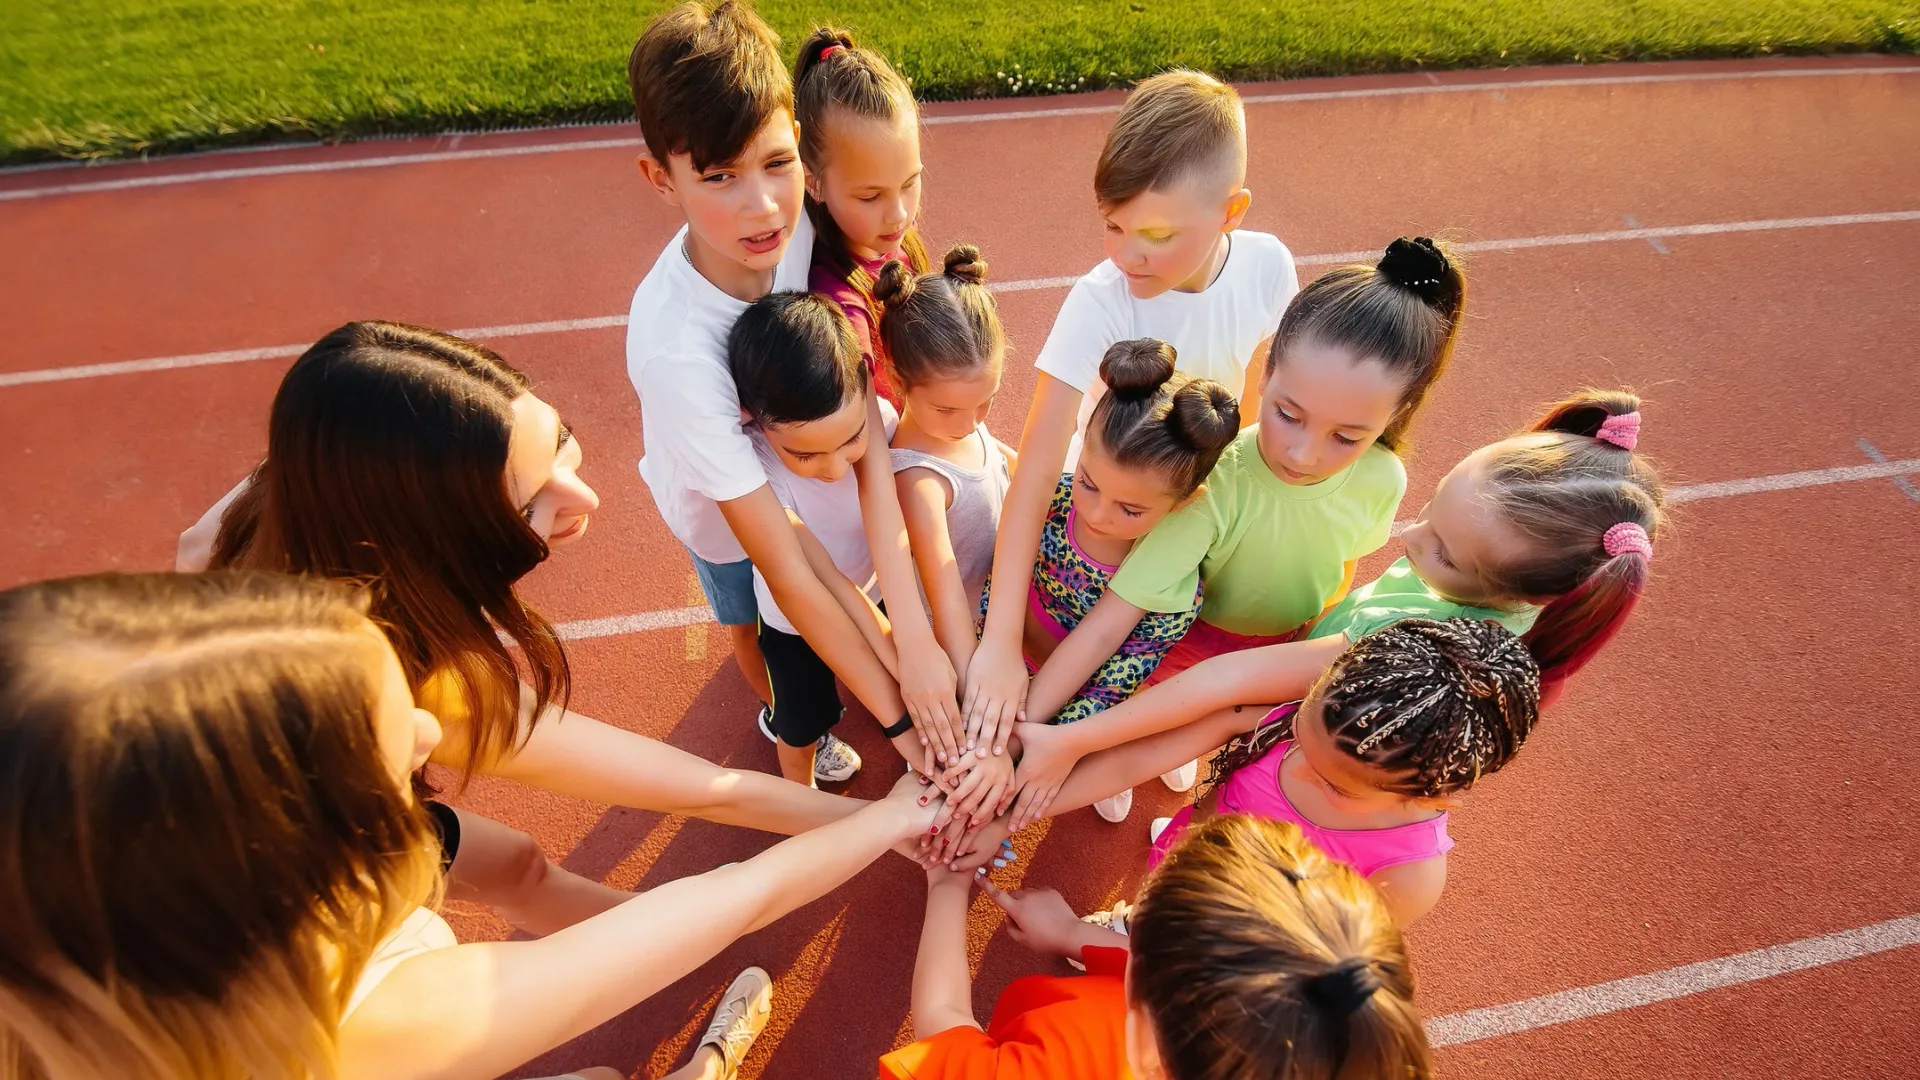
[1268,236,1468,452]
[1087,339,1239,498]
[209,321,570,781]
[871,244,1005,389]
[1130,814,1432,1080]
[1207,618,1540,801]
[1482,389,1666,697]
[628,1,791,172]
[794,27,931,350]
[1094,69,1247,209]
[0,571,440,1080]
[728,290,869,426]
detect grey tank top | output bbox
[890,425,1011,611]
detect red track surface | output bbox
[3,56,1918,1079]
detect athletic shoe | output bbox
[696,965,773,1079]
[1067,900,1135,970]
[1160,759,1198,792]
[1092,788,1133,823]
[813,732,862,783]
[1149,816,1174,845]
[755,705,777,744]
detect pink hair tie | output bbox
[1602,522,1653,560]
[1595,411,1641,450]
[820,44,847,60]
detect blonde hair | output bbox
[1130,814,1433,1080]
[1094,69,1247,208]
[0,572,442,1079]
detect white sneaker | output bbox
[755,705,777,743]
[1149,816,1174,845]
[1160,759,1198,793]
[1093,788,1133,823]
[1067,900,1135,970]
[696,965,773,1078]
[812,732,863,783]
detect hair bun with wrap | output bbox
[1167,380,1239,454]
[1099,338,1178,401]
[1376,237,1452,305]
[871,259,915,305]
[942,243,988,286]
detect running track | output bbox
[3,55,1918,1079]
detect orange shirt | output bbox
[879,947,1133,1080]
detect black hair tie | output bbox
[1377,236,1450,303]
[1305,957,1383,1016]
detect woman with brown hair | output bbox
[176,320,917,934]
[889,814,1432,1080]
[0,570,943,1080]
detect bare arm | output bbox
[966,374,1082,748]
[896,467,980,690]
[1369,856,1448,926]
[175,473,252,571]
[1021,590,1145,725]
[339,778,937,1080]
[791,512,899,680]
[909,870,982,1040]
[856,394,963,752]
[1236,333,1274,429]
[1039,702,1267,818]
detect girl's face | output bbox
[899,360,1001,443]
[1291,691,1414,814]
[761,393,872,483]
[1101,182,1246,300]
[807,110,923,261]
[368,628,444,795]
[1398,440,1539,607]
[1256,339,1403,486]
[508,393,600,548]
[1073,438,1191,543]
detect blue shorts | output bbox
[688,548,758,627]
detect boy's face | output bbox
[1101,179,1251,300]
[645,108,805,280]
[761,393,871,484]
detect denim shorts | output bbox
[688,548,759,627]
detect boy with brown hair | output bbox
[965,70,1300,815]
[623,2,963,786]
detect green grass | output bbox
[3,0,1915,164]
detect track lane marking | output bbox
[6,211,1917,389]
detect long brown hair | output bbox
[1130,814,1433,1080]
[793,26,932,352]
[210,321,570,778]
[0,571,440,1080]
[1206,618,1541,801]
[1268,237,1467,452]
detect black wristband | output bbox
[880,714,915,739]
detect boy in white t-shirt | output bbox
[623,2,962,780]
[965,69,1301,752]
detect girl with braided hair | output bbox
[945,617,1541,927]
[1002,388,1664,830]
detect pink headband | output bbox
[820,44,847,60]
[1595,411,1641,450]
[1603,522,1653,560]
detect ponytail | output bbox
[874,244,1005,390]
[793,27,929,329]
[1481,389,1666,701]
[1089,339,1238,498]
[1267,236,1466,452]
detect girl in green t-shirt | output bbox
[998,388,1667,831]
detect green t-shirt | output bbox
[1110,429,1406,636]
[1308,557,1540,643]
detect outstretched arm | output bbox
[897,467,980,689]
[908,868,982,1040]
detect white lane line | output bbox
[7,210,1917,390]
[1855,438,1920,504]
[1428,913,1920,1047]
[4,65,1913,201]
[554,456,1920,641]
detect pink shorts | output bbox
[1145,619,1301,687]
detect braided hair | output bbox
[1204,617,1541,801]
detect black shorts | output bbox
[759,622,845,747]
[424,799,461,874]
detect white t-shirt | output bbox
[1034,230,1299,442]
[751,401,898,635]
[626,215,816,566]
[345,906,458,1018]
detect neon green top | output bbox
[1110,430,1405,636]
[1308,557,1540,642]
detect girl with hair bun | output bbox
[891,813,1432,1080]
[793,26,931,407]
[945,339,1237,830]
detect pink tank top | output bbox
[1154,704,1453,878]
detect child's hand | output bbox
[898,637,965,766]
[945,812,1015,873]
[940,751,1016,832]
[979,882,1088,961]
[886,769,948,843]
[961,636,1028,758]
[1006,720,1081,831]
